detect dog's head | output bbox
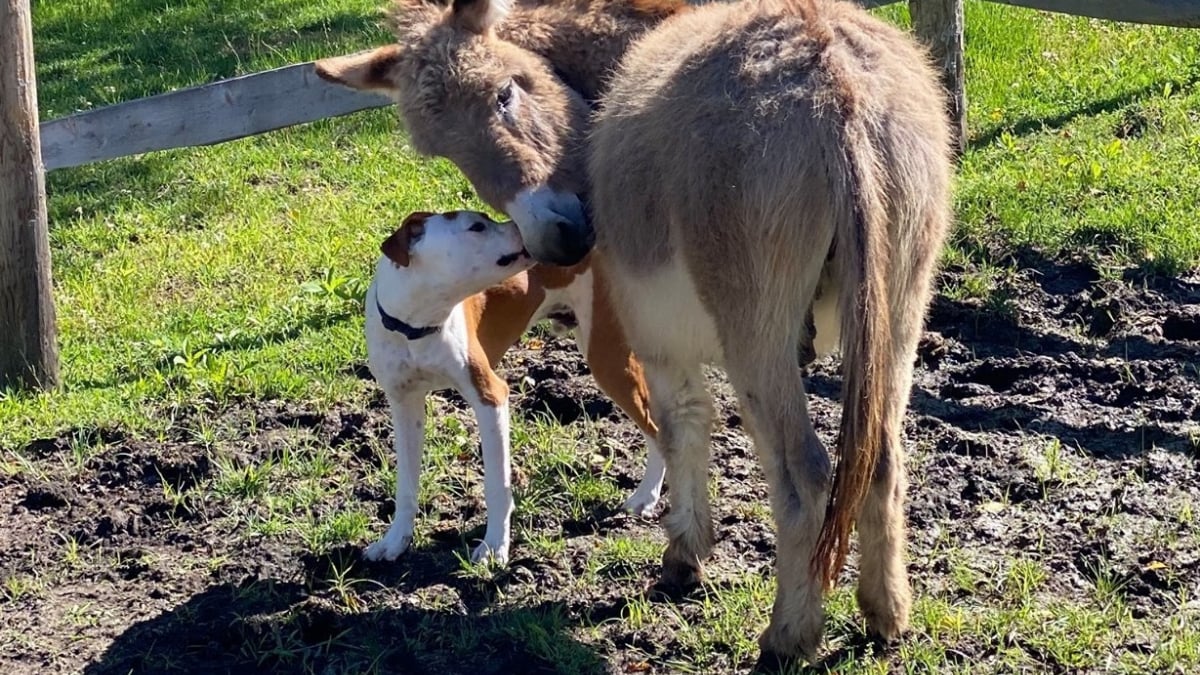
[378,210,533,303]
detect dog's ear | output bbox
[381,212,431,266]
[314,46,402,93]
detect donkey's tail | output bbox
[810,98,893,589]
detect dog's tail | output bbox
[810,85,893,589]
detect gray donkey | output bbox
[316,0,953,660]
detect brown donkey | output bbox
[315,0,953,660]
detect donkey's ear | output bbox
[381,213,431,267]
[451,0,512,34]
[314,46,402,93]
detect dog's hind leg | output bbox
[366,390,428,562]
[624,440,665,518]
[580,267,665,517]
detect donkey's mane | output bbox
[385,0,689,100]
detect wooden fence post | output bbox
[911,0,968,156]
[1,0,60,390]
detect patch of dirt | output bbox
[1,257,1197,674]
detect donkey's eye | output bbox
[469,222,487,233]
[496,81,514,111]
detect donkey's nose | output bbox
[552,216,595,266]
[506,187,594,267]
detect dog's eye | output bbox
[469,222,487,233]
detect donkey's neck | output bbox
[499,0,688,101]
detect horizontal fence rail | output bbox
[990,0,1200,27]
[40,62,392,172]
[866,0,1200,26]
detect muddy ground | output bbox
[2,255,1198,674]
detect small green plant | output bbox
[1088,559,1131,611]
[1002,558,1048,600]
[1031,438,1072,486]
[65,602,100,628]
[588,537,660,582]
[300,268,368,305]
[1178,495,1195,528]
[214,454,275,499]
[323,558,384,613]
[1,575,41,603]
[59,533,84,568]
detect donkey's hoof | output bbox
[758,617,822,665]
[753,648,806,674]
[859,587,912,642]
[659,556,703,589]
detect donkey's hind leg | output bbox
[855,421,911,640]
[728,342,830,660]
[855,249,938,640]
[642,359,714,588]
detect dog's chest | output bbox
[366,307,471,396]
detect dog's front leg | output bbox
[467,395,514,565]
[365,389,427,562]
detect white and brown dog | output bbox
[365,210,665,565]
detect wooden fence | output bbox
[2,0,1198,389]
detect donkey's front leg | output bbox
[465,381,514,565]
[365,390,427,562]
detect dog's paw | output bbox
[622,490,661,518]
[364,532,412,562]
[470,539,510,566]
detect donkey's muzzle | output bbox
[507,187,595,267]
[549,216,595,266]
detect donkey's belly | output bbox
[607,256,724,366]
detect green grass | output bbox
[2,0,1198,446]
[954,4,1200,274]
[877,3,1200,274]
[2,0,493,445]
[2,0,1199,673]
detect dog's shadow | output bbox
[81,551,606,674]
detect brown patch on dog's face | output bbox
[381,212,432,267]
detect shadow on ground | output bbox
[82,573,606,675]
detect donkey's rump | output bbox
[587,0,953,658]
[592,0,947,278]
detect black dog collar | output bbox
[376,297,440,340]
